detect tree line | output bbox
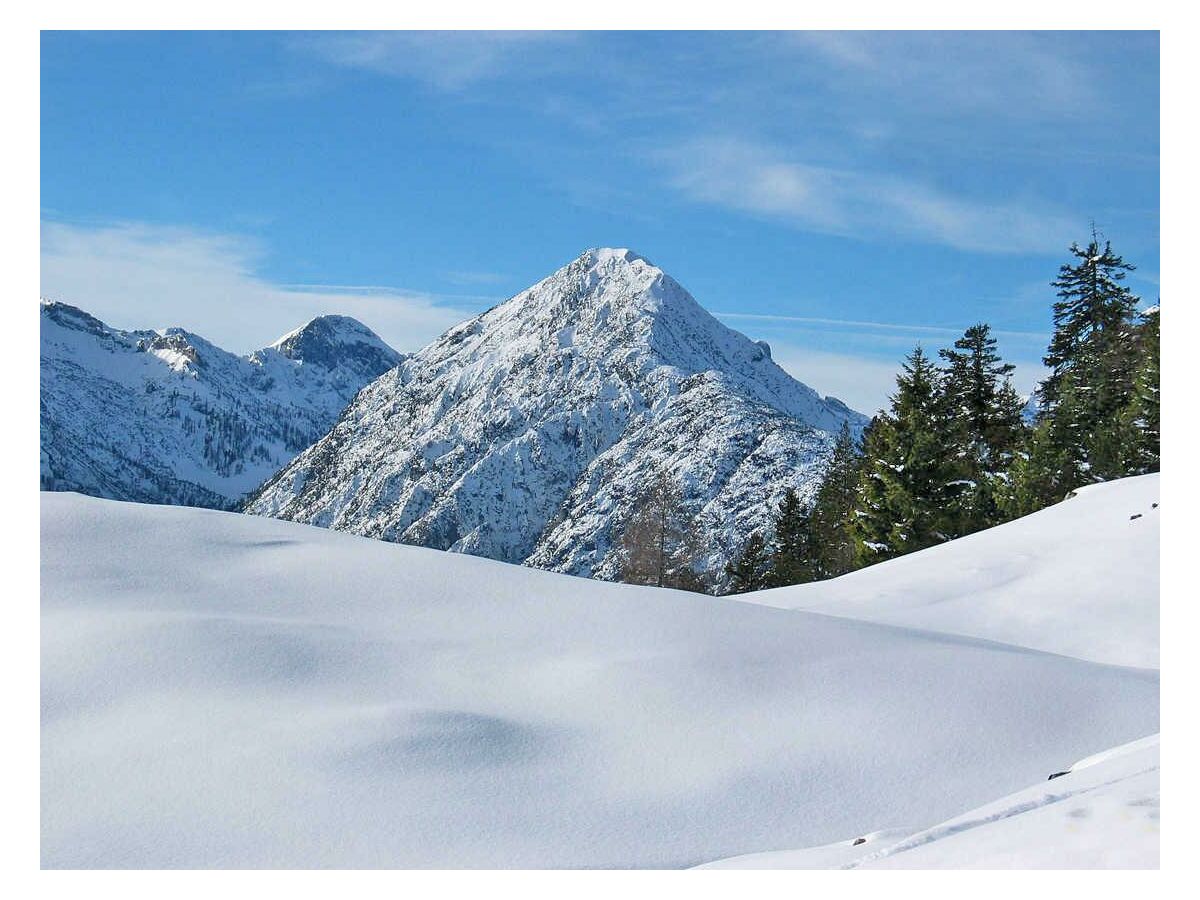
[618,233,1160,595]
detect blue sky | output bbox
[40,30,1159,413]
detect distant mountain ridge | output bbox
[40,299,402,508]
[246,248,868,582]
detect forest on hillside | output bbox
[616,234,1161,595]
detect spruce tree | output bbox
[725,531,770,594]
[1116,305,1160,474]
[1009,234,1144,512]
[851,416,898,563]
[1040,235,1140,416]
[767,488,816,586]
[806,421,861,578]
[939,324,1025,533]
[851,346,958,565]
[997,417,1072,518]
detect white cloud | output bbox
[40,220,474,354]
[788,31,1098,120]
[768,344,900,416]
[296,31,574,92]
[715,312,1047,344]
[444,270,508,286]
[657,137,1082,255]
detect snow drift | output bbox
[42,482,1158,868]
[749,473,1160,669]
[698,734,1159,869]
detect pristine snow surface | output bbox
[40,300,401,507]
[749,474,1160,669]
[698,735,1159,869]
[42,485,1158,868]
[246,249,868,583]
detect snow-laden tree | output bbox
[1005,234,1152,514]
[939,323,1026,534]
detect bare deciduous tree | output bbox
[618,470,708,592]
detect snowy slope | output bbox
[42,492,1157,868]
[746,474,1160,668]
[40,300,401,507]
[698,735,1159,869]
[245,249,867,583]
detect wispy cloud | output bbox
[444,270,509,287]
[767,344,903,416]
[656,136,1082,254]
[295,31,575,92]
[715,312,1047,343]
[788,31,1101,120]
[282,31,1147,259]
[40,220,472,353]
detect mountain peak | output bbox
[42,299,405,507]
[268,315,402,371]
[580,247,652,268]
[41,299,113,339]
[248,249,868,584]
[494,247,680,324]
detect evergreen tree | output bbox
[806,421,862,578]
[767,488,816,586]
[1116,305,1160,474]
[851,346,958,565]
[997,417,1072,518]
[938,324,1026,533]
[1040,234,1140,416]
[725,531,770,594]
[1009,234,1144,512]
[850,416,897,563]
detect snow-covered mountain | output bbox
[1021,389,1041,424]
[41,476,1158,868]
[246,248,867,581]
[40,300,402,508]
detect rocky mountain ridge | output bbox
[40,299,402,507]
[246,249,868,582]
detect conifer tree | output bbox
[806,421,862,578]
[1008,234,1144,511]
[1116,305,1160,473]
[997,417,1072,518]
[850,416,897,563]
[851,346,958,565]
[938,324,1025,533]
[725,531,770,594]
[767,488,816,586]
[1040,234,1140,416]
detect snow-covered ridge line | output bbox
[246,248,869,583]
[40,300,403,507]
